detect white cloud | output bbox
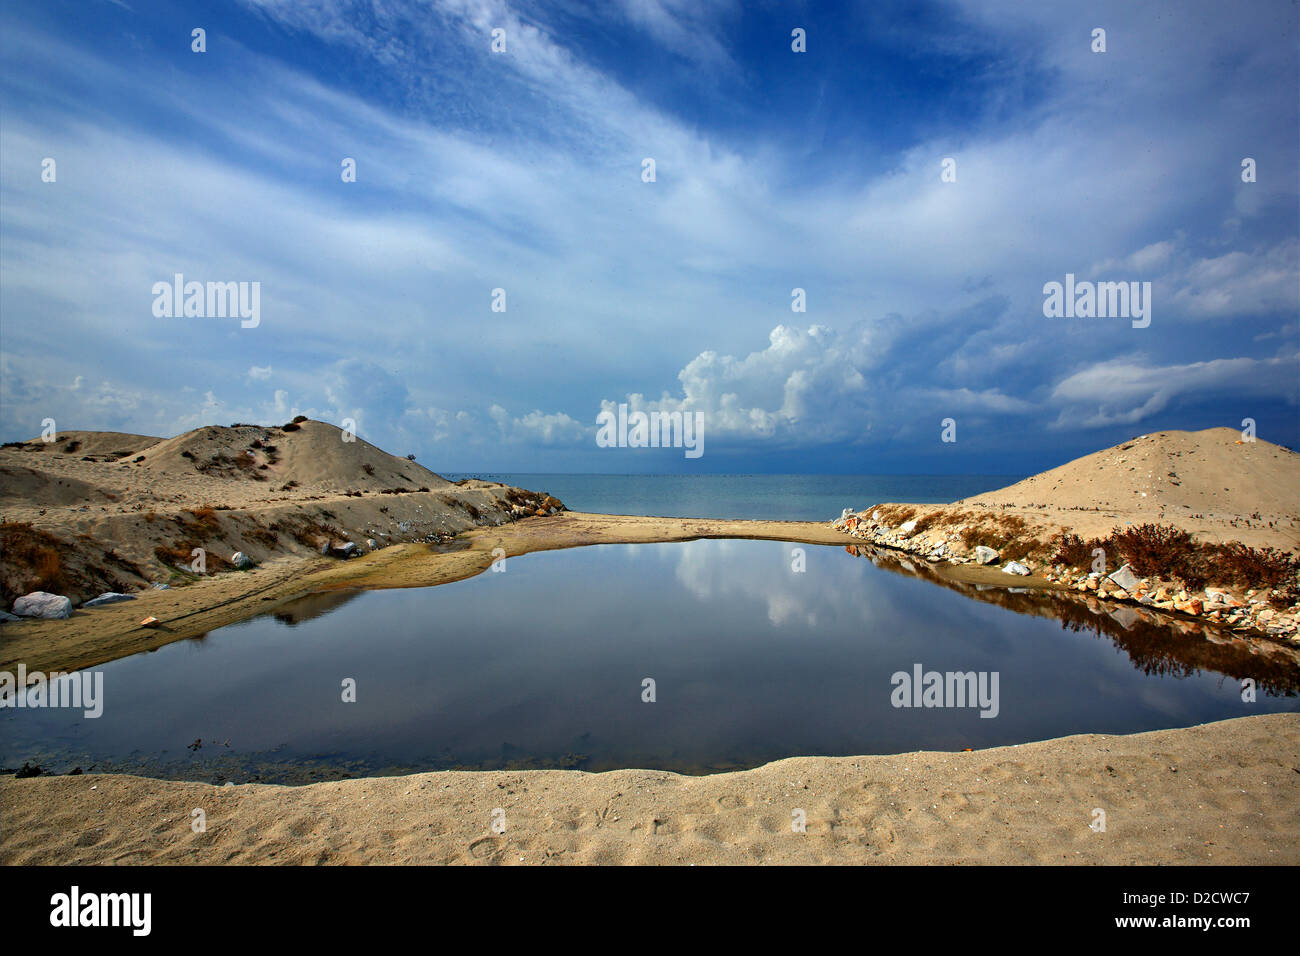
[1049,353,1299,428]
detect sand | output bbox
[4,714,1295,865]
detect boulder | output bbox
[13,591,73,619]
[1107,563,1140,593]
[231,552,253,569]
[1002,562,1030,576]
[899,519,918,534]
[0,610,21,623]
[974,546,1000,565]
[327,540,359,559]
[83,592,136,608]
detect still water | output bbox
[3,540,1295,783]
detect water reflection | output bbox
[2,539,1295,783]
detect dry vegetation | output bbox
[1053,524,1300,602]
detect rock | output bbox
[1111,588,1129,601]
[974,546,1000,565]
[151,583,171,590]
[1002,562,1030,576]
[327,541,359,559]
[83,592,136,608]
[844,515,859,531]
[13,592,73,619]
[899,519,918,535]
[0,610,21,623]
[140,616,160,628]
[231,552,253,569]
[366,538,377,549]
[1107,563,1140,593]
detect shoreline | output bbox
[5,713,1296,865]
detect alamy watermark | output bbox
[1042,273,1151,328]
[152,273,260,328]
[890,663,999,718]
[1,665,103,718]
[596,403,704,459]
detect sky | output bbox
[1,0,1296,474]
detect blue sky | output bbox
[1,0,1296,474]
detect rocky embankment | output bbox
[832,506,1299,643]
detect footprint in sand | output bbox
[468,836,504,861]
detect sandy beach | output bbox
[4,714,1296,865]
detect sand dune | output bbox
[962,427,1298,536]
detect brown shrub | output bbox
[0,522,70,597]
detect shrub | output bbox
[1109,523,1197,581]
[1052,531,1107,569]
[292,415,309,424]
[1209,543,1299,602]
[0,522,69,597]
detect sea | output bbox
[441,473,1020,522]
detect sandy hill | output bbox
[844,426,1300,582]
[961,427,1299,521]
[127,420,451,493]
[9,430,159,460]
[0,420,563,606]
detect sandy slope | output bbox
[4,714,1295,865]
[930,427,1299,549]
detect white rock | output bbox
[1107,563,1139,592]
[83,592,136,608]
[974,546,1000,565]
[13,591,73,619]
[1002,562,1030,576]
